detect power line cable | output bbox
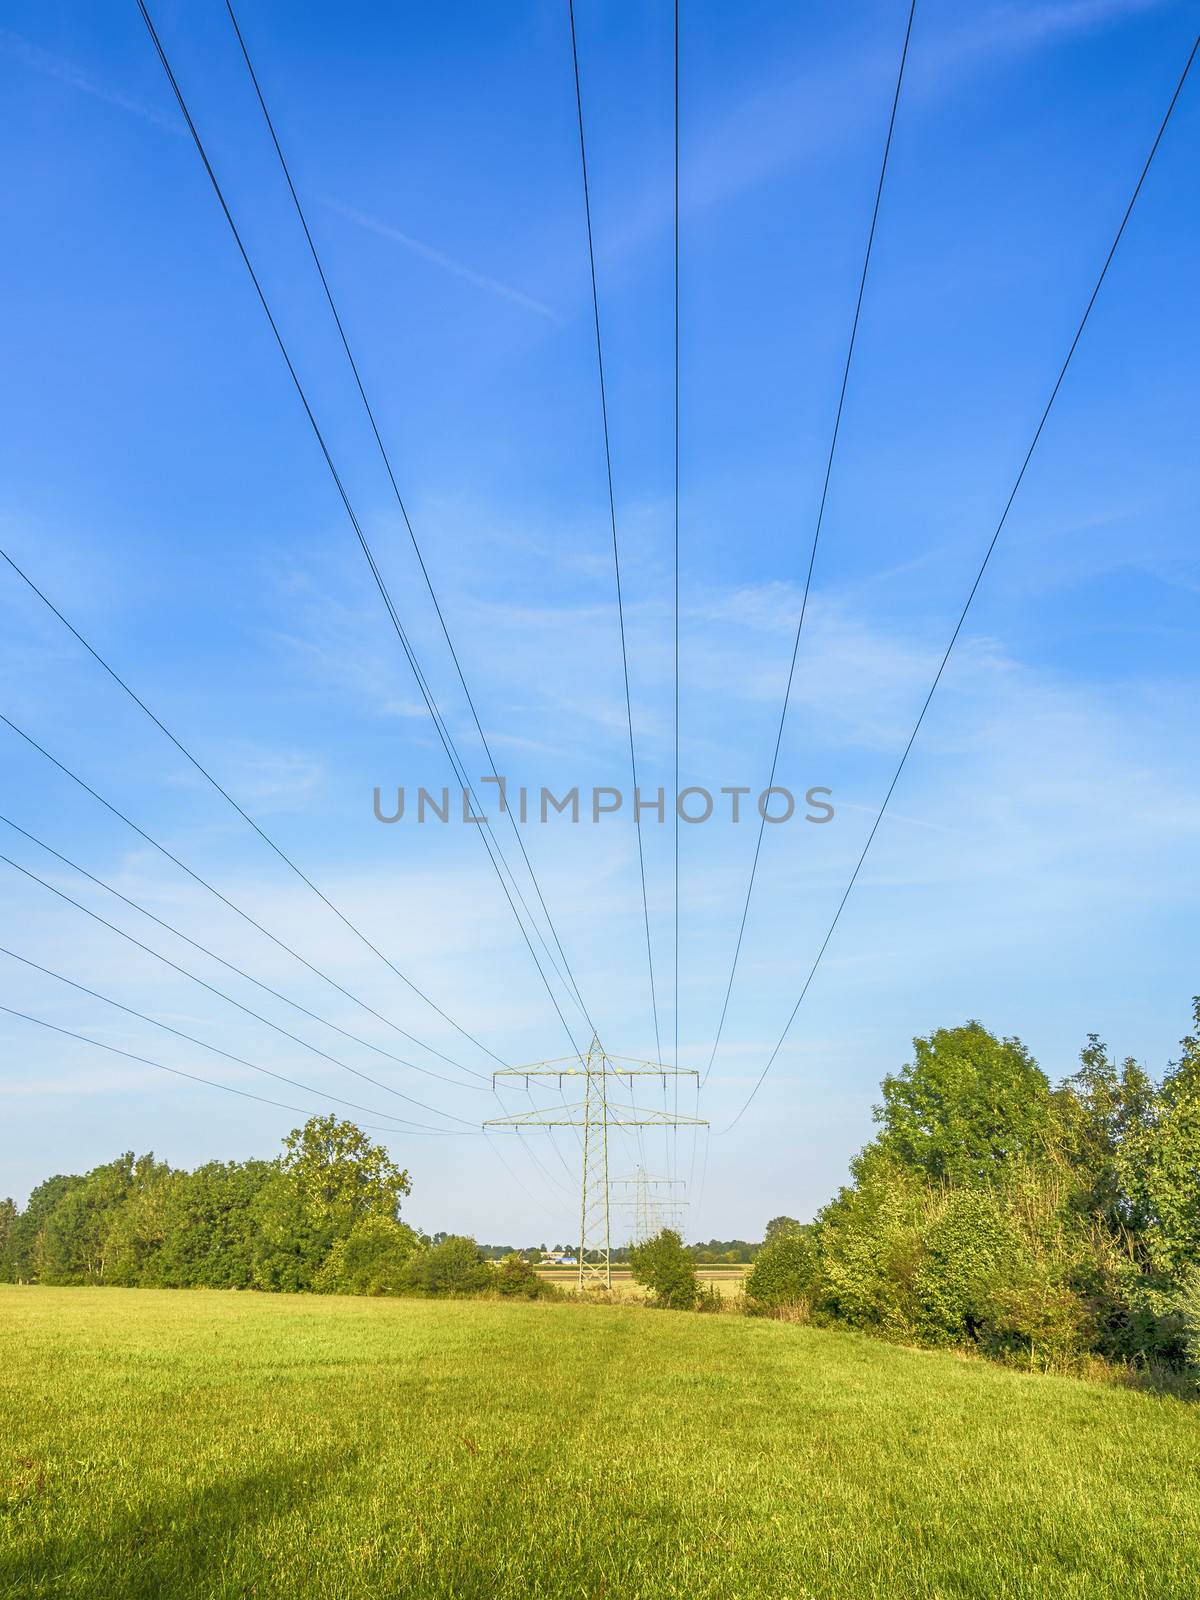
[0,711,489,1078]
[134,0,591,1063]
[484,1128,561,1213]
[726,32,1199,1131]
[567,0,663,1062]
[702,0,917,1087]
[0,546,505,1069]
[137,1,591,1195]
[0,851,481,1125]
[0,812,482,1091]
[221,0,597,1043]
[0,817,546,1142]
[672,0,682,1184]
[0,1002,464,1134]
[0,945,465,1132]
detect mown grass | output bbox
[1,1286,1197,1599]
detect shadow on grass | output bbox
[1110,1363,1197,1401]
[0,1440,367,1600]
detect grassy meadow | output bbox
[2,1287,1198,1599]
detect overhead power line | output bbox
[0,812,482,1091]
[221,0,596,1045]
[0,546,504,1069]
[726,31,1199,1132]
[672,0,684,1187]
[134,0,593,1062]
[484,1128,562,1214]
[485,1035,704,1290]
[0,1002,469,1135]
[568,0,663,1063]
[0,851,481,1126]
[703,0,918,1088]
[0,945,463,1133]
[0,712,487,1080]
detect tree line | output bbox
[0,1114,548,1301]
[740,1002,1200,1378]
[5,1002,1199,1381]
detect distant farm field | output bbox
[536,1265,749,1299]
[2,1288,1198,1599]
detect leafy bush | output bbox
[493,1253,550,1299]
[402,1235,493,1298]
[314,1216,420,1296]
[815,1155,925,1338]
[914,1189,1014,1345]
[629,1228,699,1310]
[986,1270,1091,1370]
[1176,1267,1200,1387]
[745,1223,818,1315]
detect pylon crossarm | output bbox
[485,1112,706,1129]
[605,1054,701,1071]
[483,1105,587,1128]
[493,1066,698,1080]
[602,1101,707,1125]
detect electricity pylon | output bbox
[484,1034,705,1290]
[611,1168,687,1244]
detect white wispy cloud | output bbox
[595,0,1175,268]
[0,30,182,136]
[940,0,1171,60]
[320,196,566,326]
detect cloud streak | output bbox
[0,30,182,136]
[321,197,566,326]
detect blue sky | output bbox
[1,0,1197,1241]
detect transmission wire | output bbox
[0,812,482,1090]
[567,0,663,1063]
[725,34,1199,1131]
[702,0,918,1088]
[134,0,590,1064]
[0,945,466,1132]
[222,0,597,1043]
[0,547,503,1068]
[0,1004,469,1135]
[0,712,488,1077]
[0,853,481,1125]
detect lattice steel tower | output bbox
[484,1034,704,1290]
[611,1167,687,1245]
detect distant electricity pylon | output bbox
[484,1034,705,1290]
[611,1167,688,1244]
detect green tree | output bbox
[1177,1267,1200,1383]
[1120,999,1200,1285]
[153,1160,277,1288]
[314,1215,421,1296]
[1055,1034,1156,1226]
[629,1228,699,1310]
[0,1198,17,1281]
[281,1116,411,1236]
[33,1155,148,1284]
[4,1175,85,1282]
[876,1022,1053,1186]
[763,1215,801,1243]
[913,1188,1016,1345]
[250,1169,331,1293]
[101,1159,179,1286]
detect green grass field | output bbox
[2,1287,1197,1599]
